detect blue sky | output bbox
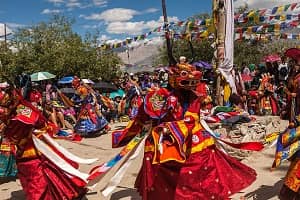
[0,0,212,42]
[0,0,298,43]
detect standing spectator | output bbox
[45,81,52,102]
[278,56,289,83]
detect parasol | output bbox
[82,79,95,84]
[192,61,212,69]
[263,54,281,63]
[109,89,125,99]
[94,81,118,93]
[284,48,300,61]
[30,72,56,81]
[58,76,74,84]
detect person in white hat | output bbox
[179,56,187,64]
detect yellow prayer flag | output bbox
[200,30,209,38]
[277,6,284,13]
[280,15,286,21]
[274,24,280,32]
[254,16,259,24]
[205,19,212,27]
[247,26,253,33]
[247,10,256,17]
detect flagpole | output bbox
[213,0,226,105]
[161,0,176,65]
[4,23,7,45]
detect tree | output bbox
[154,39,214,66]
[0,15,121,81]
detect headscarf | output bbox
[249,64,255,72]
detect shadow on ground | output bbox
[110,187,141,200]
[244,179,284,200]
[0,177,16,185]
[10,190,25,200]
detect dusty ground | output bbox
[0,122,289,200]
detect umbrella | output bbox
[285,48,300,61]
[192,61,212,69]
[110,89,125,99]
[94,81,118,93]
[58,76,74,84]
[30,72,56,81]
[263,54,281,63]
[82,79,95,84]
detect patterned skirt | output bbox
[135,146,257,200]
[0,139,17,177]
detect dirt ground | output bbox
[0,122,289,200]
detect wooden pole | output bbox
[4,23,7,45]
[161,0,176,65]
[213,0,226,106]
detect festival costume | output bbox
[272,127,300,200]
[0,136,17,177]
[285,73,300,122]
[72,78,109,137]
[258,73,278,115]
[135,98,257,200]
[2,93,95,200]
[0,89,17,178]
[106,63,261,199]
[274,78,300,198]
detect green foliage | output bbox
[0,15,121,81]
[154,39,215,65]
[234,40,263,67]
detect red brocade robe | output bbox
[4,103,87,200]
[135,111,257,200]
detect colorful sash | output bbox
[88,129,148,181]
[272,127,300,168]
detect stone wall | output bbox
[210,116,289,159]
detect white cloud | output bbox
[144,8,159,13]
[47,0,64,3]
[145,16,179,30]
[107,21,146,34]
[47,0,107,9]
[93,0,107,6]
[106,16,179,35]
[6,22,26,29]
[234,0,300,9]
[82,24,98,29]
[82,7,160,22]
[66,0,82,8]
[98,34,111,41]
[104,38,123,45]
[83,8,139,22]
[41,9,61,14]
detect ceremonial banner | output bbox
[219,0,237,94]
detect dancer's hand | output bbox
[291,93,297,97]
